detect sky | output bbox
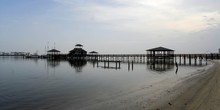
[0,0,220,54]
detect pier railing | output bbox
[86,53,220,66]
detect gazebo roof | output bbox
[69,48,87,53]
[89,51,98,54]
[75,44,83,47]
[146,47,174,51]
[47,49,60,52]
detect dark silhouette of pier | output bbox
[87,53,219,65]
[2,46,219,67]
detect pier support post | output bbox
[132,61,134,70]
[195,57,197,66]
[184,55,186,65]
[128,61,130,71]
[189,55,191,65]
[174,55,177,63]
[119,61,121,68]
[206,54,208,65]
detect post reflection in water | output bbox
[46,59,177,73]
[175,62,179,74]
[88,61,121,70]
[47,60,61,68]
[176,68,179,74]
[68,59,87,73]
[46,59,87,73]
[147,63,174,72]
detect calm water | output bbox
[0,57,209,110]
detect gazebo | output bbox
[47,49,61,59]
[75,44,83,48]
[146,47,174,64]
[68,44,87,59]
[88,51,98,60]
[89,51,98,55]
[47,49,60,55]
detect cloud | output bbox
[52,0,220,33]
[166,12,220,32]
[178,0,220,12]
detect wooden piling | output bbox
[132,61,134,70]
[194,57,197,66]
[128,61,130,70]
[119,61,121,68]
[189,55,191,65]
[184,55,186,65]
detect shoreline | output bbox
[72,62,215,110]
[159,61,219,110]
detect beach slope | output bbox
[162,61,220,110]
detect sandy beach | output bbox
[160,61,220,110]
[74,61,218,110]
[63,62,215,110]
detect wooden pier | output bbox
[86,47,219,66]
[87,53,220,66]
[92,60,121,69]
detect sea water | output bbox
[0,57,211,110]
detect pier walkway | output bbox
[87,53,220,65]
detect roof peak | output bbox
[89,51,98,53]
[75,44,83,46]
[146,47,174,51]
[47,49,60,52]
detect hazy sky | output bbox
[0,0,220,54]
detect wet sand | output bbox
[161,61,220,110]
[69,62,215,110]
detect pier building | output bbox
[146,47,174,64]
[47,49,60,59]
[68,44,87,59]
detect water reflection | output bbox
[88,61,121,70]
[68,59,87,72]
[176,68,179,74]
[87,61,97,68]
[0,55,207,110]
[147,63,174,72]
[47,60,61,68]
[175,62,179,74]
[0,56,25,61]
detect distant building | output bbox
[68,44,87,59]
[10,52,29,56]
[146,46,174,64]
[89,51,98,55]
[47,49,61,59]
[10,52,18,55]
[3,52,10,55]
[47,49,60,55]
